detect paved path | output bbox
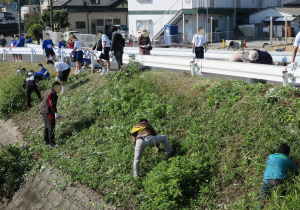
[0,120,116,210]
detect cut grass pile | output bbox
[2,61,300,209]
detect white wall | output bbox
[249,8,291,24]
[128,0,181,11]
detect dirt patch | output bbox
[0,119,24,146]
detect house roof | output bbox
[66,6,127,12]
[110,0,127,9]
[284,0,300,6]
[53,0,71,7]
[249,7,300,16]
[0,4,14,9]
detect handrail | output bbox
[149,0,181,35]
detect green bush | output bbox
[0,145,33,197]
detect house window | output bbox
[97,19,104,26]
[136,20,151,32]
[113,19,121,25]
[92,0,100,3]
[76,21,86,28]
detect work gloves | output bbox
[102,49,105,54]
[205,48,208,53]
[289,62,296,68]
[55,77,58,81]
[55,113,59,119]
[110,52,114,58]
[143,44,150,48]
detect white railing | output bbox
[1,45,299,86]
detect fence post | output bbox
[190,60,195,76]
[2,49,6,61]
[285,16,287,45]
[91,51,95,73]
[282,69,288,87]
[210,17,213,44]
[31,48,34,63]
[61,50,65,62]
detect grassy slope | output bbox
[2,61,300,209]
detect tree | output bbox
[24,11,41,31]
[53,9,70,30]
[27,24,43,44]
[40,10,51,27]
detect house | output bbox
[42,0,128,34]
[21,5,40,20]
[249,7,300,38]
[0,4,18,23]
[128,0,296,42]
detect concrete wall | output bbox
[249,8,291,24]
[128,0,181,11]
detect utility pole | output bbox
[18,0,21,36]
[50,0,54,31]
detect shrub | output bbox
[0,145,33,197]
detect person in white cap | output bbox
[47,60,70,94]
[192,27,208,59]
[138,29,151,55]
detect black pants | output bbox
[43,113,56,145]
[115,50,123,70]
[195,47,204,59]
[26,84,41,107]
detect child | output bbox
[40,81,61,147]
[47,60,70,94]
[14,35,23,62]
[8,35,18,62]
[58,36,66,48]
[26,36,33,44]
[72,36,83,74]
[22,72,42,109]
[42,33,56,62]
[34,64,50,81]
[97,30,111,76]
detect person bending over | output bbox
[34,64,50,82]
[131,119,174,177]
[258,144,299,206]
[47,60,70,94]
[40,81,61,147]
[22,72,42,109]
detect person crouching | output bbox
[131,119,175,177]
[23,72,42,109]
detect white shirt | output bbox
[192,34,207,47]
[74,40,82,51]
[102,34,111,48]
[294,32,300,47]
[54,62,69,72]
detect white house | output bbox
[42,0,128,34]
[21,5,40,20]
[0,4,18,23]
[128,0,296,42]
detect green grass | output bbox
[2,60,300,209]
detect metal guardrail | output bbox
[0,45,298,86]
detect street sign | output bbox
[13,2,18,11]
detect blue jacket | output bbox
[10,40,17,47]
[20,36,25,46]
[16,40,23,47]
[34,67,50,79]
[58,41,66,48]
[263,153,299,179]
[26,38,32,43]
[42,39,54,50]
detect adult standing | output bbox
[192,28,208,59]
[138,29,151,55]
[131,119,174,177]
[97,30,111,76]
[40,81,61,147]
[42,33,56,62]
[47,60,70,94]
[22,72,42,109]
[8,35,18,62]
[0,34,7,47]
[72,36,83,74]
[111,25,125,70]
